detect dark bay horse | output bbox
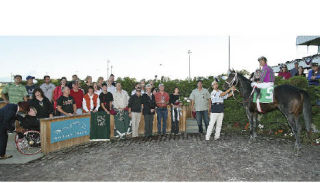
[224,70,312,153]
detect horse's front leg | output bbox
[245,107,256,141]
[252,112,258,139]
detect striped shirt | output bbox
[1,83,27,104]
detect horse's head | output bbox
[223,70,238,90]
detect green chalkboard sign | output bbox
[90,111,110,140]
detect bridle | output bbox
[225,72,238,88]
[225,72,252,104]
[225,72,240,101]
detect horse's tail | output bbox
[301,90,313,141]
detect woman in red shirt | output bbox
[278,65,291,80]
[53,77,67,114]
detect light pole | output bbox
[228,36,230,71]
[188,50,192,81]
[111,65,113,75]
[107,60,110,78]
[159,64,163,81]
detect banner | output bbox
[51,117,90,143]
[114,110,131,139]
[90,111,110,140]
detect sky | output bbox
[0,36,318,82]
[0,0,320,82]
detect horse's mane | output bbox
[236,72,251,85]
[232,71,253,94]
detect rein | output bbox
[225,72,238,88]
[226,72,254,105]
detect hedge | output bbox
[116,75,320,139]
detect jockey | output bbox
[251,56,275,99]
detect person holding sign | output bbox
[99,83,113,114]
[113,83,130,139]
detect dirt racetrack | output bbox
[0,133,320,181]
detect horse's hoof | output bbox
[249,137,256,144]
[253,133,258,138]
[294,150,301,157]
[294,147,302,157]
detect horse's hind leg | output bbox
[294,115,302,151]
[287,114,301,153]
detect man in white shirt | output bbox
[113,83,129,110]
[206,80,234,141]
[113,83,131,139]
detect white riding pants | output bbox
[251,82,274,88]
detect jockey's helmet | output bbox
[258,56,267,62]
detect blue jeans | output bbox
[156,108,168,134]
[196,111,209,133]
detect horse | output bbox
[224,70,312,154]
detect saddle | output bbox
[252,86,274,113]
[253,87,274,103]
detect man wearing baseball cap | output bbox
[290,62,299,77]
[1,75,28,104]
[308,62,320,86]
[25,75,36,100]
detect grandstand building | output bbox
[271,36,320,73]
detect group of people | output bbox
[0,73,186,138]
[278,61,320,86]
[1,56,319,159]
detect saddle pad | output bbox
[253,87,274,103]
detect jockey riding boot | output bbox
[256,87,261,100]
